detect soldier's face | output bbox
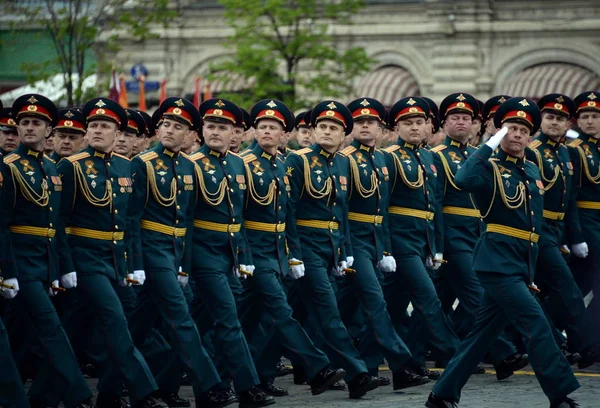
[501,121,531,157]
[255,119,284,151]
[353,118,380,146]
[541,112,569,141]
[180,130,198,154]
[17,116,52,149]
[230,126,244,153]
[444,113,472,142]
[53,130,83,157]
[577,111,600,138]
[87,119,119,153]
[159,118,190,151]
[132,134,147,155]
[203,120,233,153]
[113,130,136,157]
[395,116,427,145]
[470,118,481,139]
[296,127,312,147]
[0,129,20,152]
[313,119,345,152]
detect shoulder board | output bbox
[292,147,312,156]
[3,153,21,164]
[568,139,583,147]
[489,158,499,162]
[138,151,159,162]
[383,145,400,153]
[229,151,242,159]
[243,153,257,164]
[188,152,205,161]
[112,152,131,161]
[179,152,193,161]
[528,140,542,150]
[430,144,447,153]
[44,154,56,164]
[339,145,356,157]
[66,151,91,163]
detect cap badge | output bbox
[27,105,38,112]
[554,103,563,110]
[64,120,73,127]
[406,98,417,106]
[215,100,226,108]
[456,94,466,101]
[95,100,106,107]
[360,108,371,115]
[96,108,106,115]
[517,111,526,118]
[498,96,507,103]
[27,96,38,104]
[359,99,370,107]
[175,99,185,107]
[518,99,530,107]
[556,96,565,103]
[64,111,75,118]
[588,93,597,100]
[214,109,223,116]
[325,110,336,117]
[173,108,182,115]
[266,100,277,108]
[456,102,465,108]
[326,102,337,109]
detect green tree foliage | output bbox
[2,0,176,106]
[214,0,373,110]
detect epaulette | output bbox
[528,140,542,150]
[44,155,56,164]
[138,151,159,162]
[66,151,91,163]
[568,139,583,147]
[3,153,20,164]
[339,145,356,157]
[180,152,192,161]
[112,152,131,161]
[383,145,400,153]
[430,144,447,153]
[243,153,257,164]
[489,158,499,162]
[188,152,205,161]
[229,151,242,158]
[292,147,312,156]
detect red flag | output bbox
[108,69,120,102]
[138,75,147,112]
[159,78,167,104]
[118,75,129,108]
[193,77,201,108]
[203,81,212,101]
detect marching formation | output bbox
[0,89,599,408]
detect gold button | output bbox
[228,175,232,179]
[231,204,234,208]
[176,161,179,165]
[531,211,534,215]
[115,209,118,214]
[113,240,117,244]
[49,223,53,227]
[377,209,380,212]
[532,227,535,232]
[230,188,234,192]
[176,220,179,224]
[113,193,117,197]
[230,233,234,237]
[178,190,182,194]
[223,161,227,165]
[115,225,119,230]
[107,163,111,166]
[49,207,53,211]
[526,181,530,184]
[177,205,180,209]
[329,162,333,166]
[333,203,337,206]
[278,206,281,210]
[49,238,52,242]
[48,191,52,195]
[232,218,236,222]
[528,195,532,199]
[332,175,336,179]
[111,178,114,182]
[177,175,181,179]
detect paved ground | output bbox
[79,363,599,407]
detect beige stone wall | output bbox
[111,0,600,105]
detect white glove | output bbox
[346,256,354,268]
[60,272,77,289]
[288,258,305,280]
[48,280,61,296]
[378,255,396,273]
[0,278,19,299]
[432,253,444,271]
[572,242,589,258]
[177,267,189,287]
[485,126,508,150]
[333,260,347,277]
[236,264,255,279]
[123,273,135,286]
[132,270,146,285]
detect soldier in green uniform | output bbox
[134,110,152,155]
[0,107,19,155]
[112,108,144,159]
[284,100,380,399]
[0,94,93,408]
[0,99,30,408]
[480,95,510,145]
[426,97,580,408]
[527,93,599,369]
[189,98,274,408]
[49,108,86,162]
[56,97,163,408]
[237,99,347,397]
[335,97,431,388]
[431,93,526,380]
[567,90,600,360]
[294,111,313,149]
[128,97,233,408]
[381,96,459,369]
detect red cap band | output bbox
[316,110,346,127]
[164,107,193,126]
[395,106,427,122]
[17,105,52,122]
[502,110,533,127]
[256,109,286,126]
[577,100,599,112]
[445,102,474,116]
[126,119,139,132]
[351,107,380,120]
[203,108,236,123]
[56,119,85,132]
[542,102,570,116]
[0,117,16,127]
[88,108,122,126]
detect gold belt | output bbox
[388,206,435,221]
[245,221,286,233]
[65,226,124,241]
[442,206,481,218]
[486,224,539,243]
[141,220,187,237]
[296,219,339,230]
[577,201,600,210]
[348,212,383,224]
[193,219,241,233]
[542,210,565,221]
[9,225,56,238]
